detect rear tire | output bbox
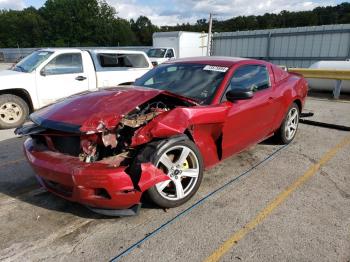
[0,94,29,129]
[275,102,300,144]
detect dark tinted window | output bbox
[229,65,270,93]
[44,53,83,75]
[98,53,148,68]
[166,49,174,58]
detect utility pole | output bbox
[207,13,213,56]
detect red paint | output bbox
[24,57,308,211]
[24,139,169,209]
[138,163,170,192]
[33,87,197,133]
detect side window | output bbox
[165,49,174,58]
[98,53,149,68]
[229,65,270,93]
[43,53,83,75]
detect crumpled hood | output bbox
[31,86,167,133]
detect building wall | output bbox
[212,24,350,68]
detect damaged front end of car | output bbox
[16,89,201,216]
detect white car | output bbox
[0,48,152,128]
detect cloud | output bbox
[107,0,188,26]
[106,0,338,26]
[0,0,339,25]
[0,0,25,10]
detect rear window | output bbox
[98,53,149,68]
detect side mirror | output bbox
[226,89,253,102]
[40,68,47,76]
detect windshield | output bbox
[147,48,167,58]
[12,51,53,73]
[134,63,228,104]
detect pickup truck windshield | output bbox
[13,51,53,73]
[134,63,227,104]
[147,48,167,58]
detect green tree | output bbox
[131,16,158,45]
[0,1,349,48]
[0,7,46,47]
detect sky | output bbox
[0,0,347,26]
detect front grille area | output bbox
[32,133,81,157]
[50,136,81,156]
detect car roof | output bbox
[39,48,82,53]
[164,56,267,67]
[88,49,146,54]
[37,48,146,55]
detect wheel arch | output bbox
[293,99,302,113]
[0,89,34,113]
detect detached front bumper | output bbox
[23,138,167,215]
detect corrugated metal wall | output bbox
[0,46,151,63]
[212,24,350,67]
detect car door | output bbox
[36,52,89,107]
[221,64,279,158]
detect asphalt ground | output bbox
[0,97,349,262]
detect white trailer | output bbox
[147,31,208,65]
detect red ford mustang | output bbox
[17,57,308,216]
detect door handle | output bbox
[75,76,87,81]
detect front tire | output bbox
[137,138,204,208]
[0,94,29,129]
[275,102,300,144]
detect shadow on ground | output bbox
[0,132,281,219]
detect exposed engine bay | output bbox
[17,94,193,168]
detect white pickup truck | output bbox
[0,48,152,128]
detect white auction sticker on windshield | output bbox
[38,52,49,56]
[203,65,228,72]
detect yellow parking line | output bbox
[204,135,350,262]
[0,158,26,168]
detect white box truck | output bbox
[147,31,208,66]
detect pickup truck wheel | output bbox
[0,94,29,129]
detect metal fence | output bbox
[212,24,350,68]
[0,46,151,63]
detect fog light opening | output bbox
[95,188,111,199]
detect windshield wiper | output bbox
[14,65,26,72]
